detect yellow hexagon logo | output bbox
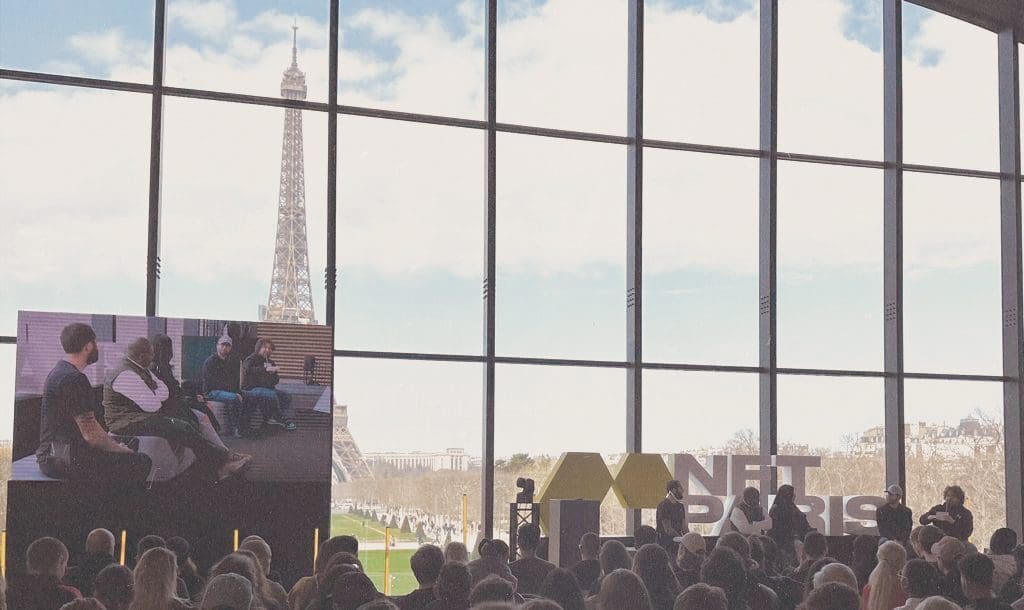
[535,452,614,532]
[611,453,673,509]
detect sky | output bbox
[0,0,1014,459]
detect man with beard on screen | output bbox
[36,323,152,482]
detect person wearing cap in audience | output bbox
[878,484,914,544]
[673,532,706,589]
[201,573,253,610]
[202,335,253,439]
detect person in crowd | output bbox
[241,338,297,432]
[208,552,268,610]
[134,534,188,599]
[812,562,860,593]
[863,540,909,610]
[675,583,728,610]
[396,544,445,610]
[960,553,1014,610]
[538,568,585,610]
[656,480,688,557]
[804,582,861,610]
[238,539,286,608]
[444,542,469,565]
[632,544,681,610]
[768,484,812,569]
[635,526,658,550]
[878,485,914,545]
[36,323,153,482]
[469,575,515,605]
[724,487,772,535]
[920,486,974,542]
[66,528,117,596]
[896,559,942,610]
[467,540,517,588]
[852,534,881,590]
[802,558,841,598]
[360,601,400,610]
[307,562,362,610]
[910,527,926,561]
[673,533,706,590]
[791,532,829,586]
[595,568,652,610]
[94,564,134,610]
[987,529,1019,594]
[328,572,383,610]
[593,540,633,596]
[521,600,562,610]
[60,598,106,609]
[168,537,205,602]
[200,573,253,610]
[8,537,81,609]
[716,533,778,608]
[916,597,965,610]
[104,337,250,480]
[700,547,749,610]
[753,535,782,577]
[129,547,193,610]
[234,549,280,610]
[288,535,360,609]
[424,562,472,610]
[934,537,969,606]
[201,335,252,439]
[996,545,1024,605]
[510,524,555,595]
[571,533,602,592]
[919,527,946,565]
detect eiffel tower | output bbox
[333,404,373,483]
[264,26,316,325]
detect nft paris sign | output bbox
[534,452,883,536]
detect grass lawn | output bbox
[331,512,419,543]
[359,549,417,595]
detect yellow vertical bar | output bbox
[384,527,391,595]
[233,529,239,551]
[313,527,320,566]
[119,530,127,565]
[462,494,468,545]
[1,530,7,579]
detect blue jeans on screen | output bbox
[244,387,292,421]
[204,389,247,434]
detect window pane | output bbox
[903,173,1001,375]
[166,0,330,102]
[333,358,482,594]
[0,84,150,335]
[644,371,758,455]
[497,134,625,360]
[497,0,627,134]
[645,0,759,148]
[495,364,625,537]
[644,150,758,366]
[159,97,327,324]
[778,0,881,159]
[339,0,484,119]
[778,162,882,370]
[0,1,152,82]
[902,3,998,170]
[338,118,483,355]
[904,379,1004,547]
[778,375,884,499]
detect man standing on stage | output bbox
[36,323,152,482]
[656,479,689,556]
[242,338,297,431]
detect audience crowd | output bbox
[2,485,1024,610]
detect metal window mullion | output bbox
[482,0,498,540]
[997,30,1024,537]
[145,0,167,316]
[326,0,339,327]
[758,0,779,486]
[625,0,644,535]
[882,0,906,500]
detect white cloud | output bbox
[168,0,238,40]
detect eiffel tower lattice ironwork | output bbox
[265,26,316,325]
[333,404,373,483]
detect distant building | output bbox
[852,416,1001,458]
[365,448,470,472]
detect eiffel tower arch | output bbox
[333,403,372,483]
